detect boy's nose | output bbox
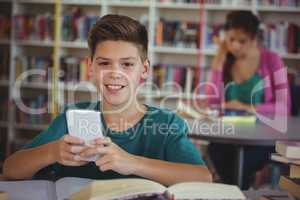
[232,42,241,50]
[109,71,123,79]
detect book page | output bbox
[55,177,93,200]
[167,182,246,200]
[0,192,8,200]
[0,180,56,200]
[70,178,166,200]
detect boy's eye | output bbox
[98,62,109,66]
[239,40,246,44]
[122,62,134,67]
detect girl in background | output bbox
[207,10,291,189]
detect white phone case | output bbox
[66,109,104,162]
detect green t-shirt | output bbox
[225,73,264,105]
[24,101,205,180]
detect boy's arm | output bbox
[3,135,87,180]
[3,142,56,180]
[133,156,212,186]
[81,138,212,186]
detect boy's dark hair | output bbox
[224,10,260,39]
[223,11,260,84]
[88,14,148,61]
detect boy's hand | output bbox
[80,137,139,175]
[51,135,89,166]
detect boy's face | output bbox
[90,40,149,108]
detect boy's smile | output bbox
[104,82,127,95]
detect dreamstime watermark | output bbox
[13,67,289,134]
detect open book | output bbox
[0,191,8,200]
[0,177,245,200]
[0,177,92,200]
[70,178,246,200]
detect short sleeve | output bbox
[165,114,205,165]
[23,113,67,149]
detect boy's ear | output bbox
[141,59,150,80]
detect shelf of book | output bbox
[153,46,199,55]
[257,6,300,12]
[14,123,48,131]
[61,0,101,6]
[0,121,8,128]
[280,53,300,60]
[60,41,88,49]
[0,40,10,45]
[108,1,149,8]
[156,2,252,10]
[153,47,218,56]
[15,40,54,47]
[15,0,55,4]
[19,82,51,90]
[0,80,9,87]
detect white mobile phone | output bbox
[66,109,104,162]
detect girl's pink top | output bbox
[206,48,291,116]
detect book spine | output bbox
[14,14,54,41]
[61,7,98,42]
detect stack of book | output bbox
[14,13,54,41]
[271,141,300,198]
[61,7,97,42]
[155,18,200,48]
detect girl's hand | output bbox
[51,135,89,166]
[223,100,253,112]
[80,137,139,175]
[212,36,228,71]
[214,36,228,56]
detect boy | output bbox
[3,14,212,186]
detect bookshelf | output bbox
[0,0,11,171]
[0,0,299,169]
